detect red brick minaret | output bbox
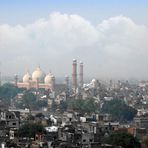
[72,59,77,92]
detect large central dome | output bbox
[32,67,45,82]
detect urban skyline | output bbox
[0,1,148,147]
[0,0,148,80]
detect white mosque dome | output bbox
[91,79,98,87]
[44,72,54,84]
[32,67,45,82]
[91,79,97,83]
[23,72,31,83]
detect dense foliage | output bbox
[143,136,148,148]
[69,98,97,114]
[0,83,23,103]
[18,123,46,138]
[104,131,140,148]
[35,100,48,108]
[22,92,37,109]
[101,99,137,121]
[59,100,68,112]
[16,92,48,110]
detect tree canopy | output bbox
[104,131,140,148]
[36,100,48,108]
[16,91,48,110]
[0,83,23,103]
[143,136,148,148]
[22,92,37,109]
[18,123,45,138]
[101,99,137,121]
[68,98,97,114]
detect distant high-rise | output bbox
[79,61,84,87]
[72,59,77,92]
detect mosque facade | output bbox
[16,67,55,90]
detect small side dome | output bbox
[44,72,54,84]
[23,72,31,83]
[32,67,45,82]
[91,79,96,83]
[91,79,98,87]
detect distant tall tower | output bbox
[79,61,84,88]
[72,59,77,92]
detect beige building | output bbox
[17,67,55,90]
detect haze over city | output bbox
[1,1,148,147]
[0,0,148,80]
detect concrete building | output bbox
[134,115,148,128]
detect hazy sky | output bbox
[0,0,148,80]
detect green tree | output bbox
[0,83,23,103]
[101,99,137,121]
[51,99,57,113]
[36,100,48,108]
[104,131,140,148]
[35,113,45,118]
[17,92,48,110]
[69,98,97,114]
[22,92,37,109]
[84,98,97,113]
[18,123,45,138]
[59,100,68,112]
[143,136,148,148]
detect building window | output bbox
[12,123,16,125]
